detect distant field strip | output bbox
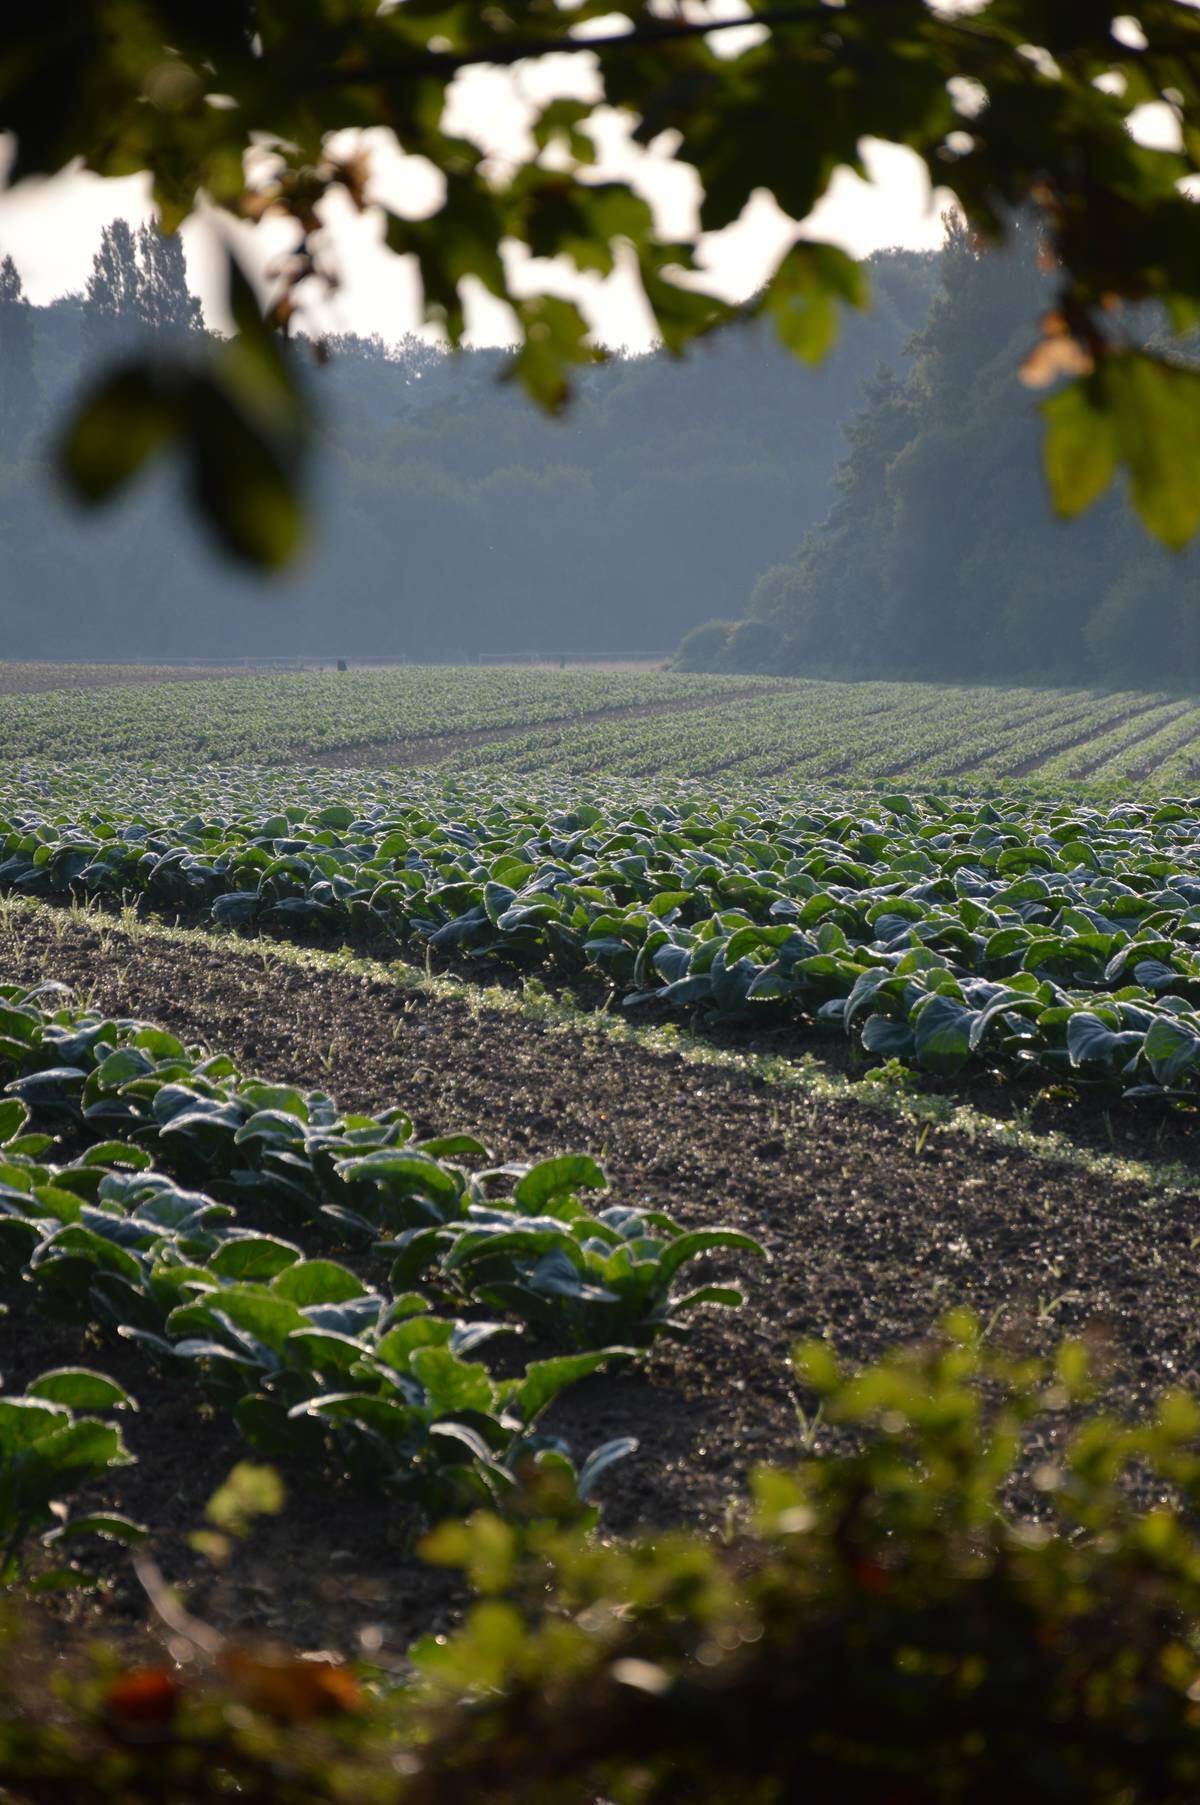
[0,661,255,695]
[433,681,1200,793]
[1024,700,1193,783]
[304,682,793,769]
[6,668,1200,791]
[1104,716,1200,788]
[0,666,766,763]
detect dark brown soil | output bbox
[1,906,1198,1661]
[657,1001,1200,1177]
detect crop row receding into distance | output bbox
[2,665,1200,788]
[0,666,766,763]
[5,757,1200,1101]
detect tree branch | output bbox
[314,2,883,88]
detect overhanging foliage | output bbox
[6,2,1200,560]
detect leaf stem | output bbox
[0,1512,33,1586]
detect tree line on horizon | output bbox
[0,224,932,666]
[9,215,1187,685]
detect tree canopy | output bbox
[685,217,1200,689]
[6,0,1200,564]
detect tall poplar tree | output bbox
[81,220,143,362]
[0,253,40,450]
[81,219,203,359]
[135,225,202,335]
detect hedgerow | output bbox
[5,1317,1200,1802]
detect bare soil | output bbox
[2,906,1198,1662]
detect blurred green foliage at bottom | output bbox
[6,1315,1200,1802]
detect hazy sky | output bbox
[0,0,1175,350]
[0,138,950,353]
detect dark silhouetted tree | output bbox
[81,219,202,360]
[0,253,40,449]
[135,225,202,335]
[729,223,1200,689]
[81,220,142,361]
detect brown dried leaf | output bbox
[1020,335,1096,388]
[220,1643,363,1721]
[103,1667,181,1737]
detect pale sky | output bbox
[0,137,952,352]
[0,0,1177,351]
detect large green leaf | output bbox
[337,1150,464,1209]
[60,363,179,504]
[410,1348,496,1417]
[24,1370,136,1412]
[168,1285,307,1356]
[0,1398,71,1456]
[762,241,868,364]
[286,1329,370,1376]
[373,1316,456,1371]
[514,1156,607,1211]
[182,360,306,566]
[1066,1012,1140,1070]
[509,1349,635,1426]
[1143,1016,1200,1085]
[505,295,604,414]
[207,1236,302,1282]
[25,1417,131,1483]
[0,1100,29,1144]
[911,994,976,1076]
[1042,379,1118,522]
[1102,354,1200,550]
[657,1230,765,1290]
[271,1259,367,1305]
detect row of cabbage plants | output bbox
[432,681,1197,788]
[0,666,764,763]
[0,982,760,1557]
[7,772,1200,1094]
[6,670,1200,788]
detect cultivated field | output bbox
[435,678,1200,790]
[2,666,1200,790]
[0,661,261,695]
[5,665,1200,1791]
[5,766,1200,1099]
[0,665,763,762]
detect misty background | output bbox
[0,217,1194,683]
